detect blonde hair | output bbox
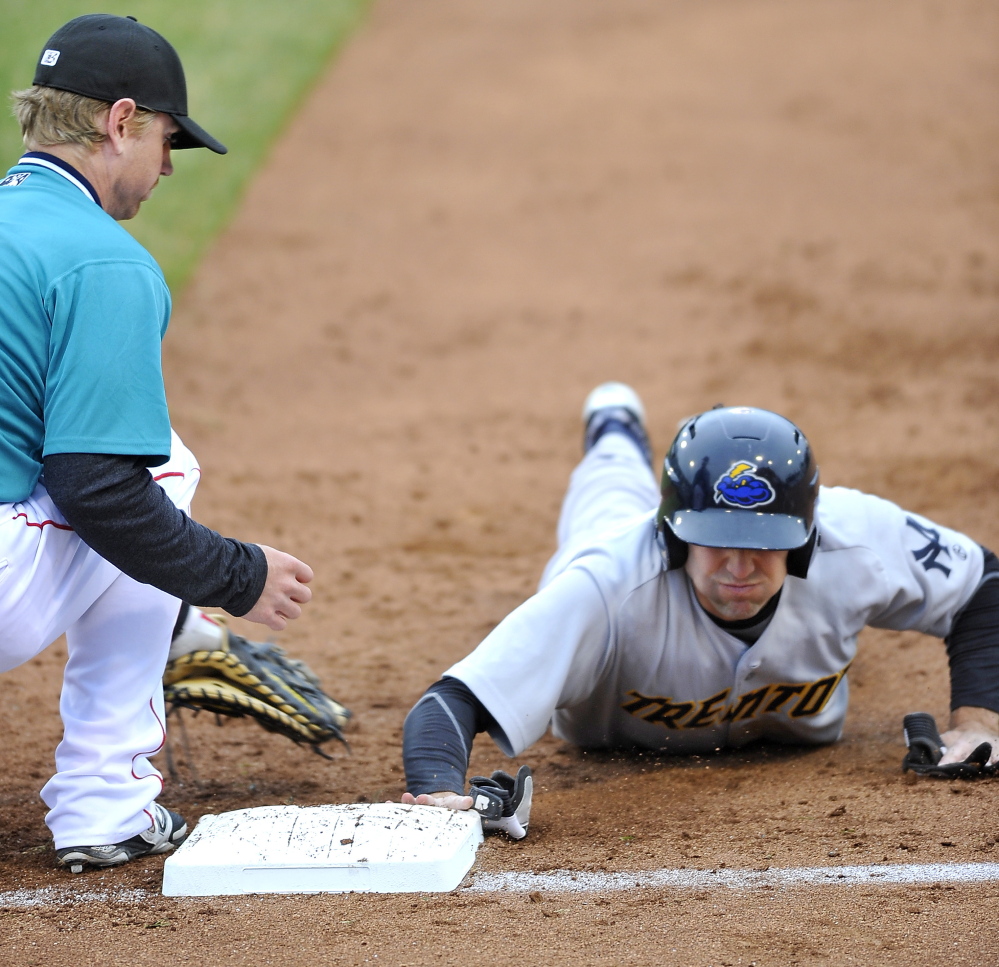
[11,85,157,149]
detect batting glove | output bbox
[468,766,533,840]
[902,712,995,779]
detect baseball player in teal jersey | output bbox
[401,384,999,838]
[0,15,312,872]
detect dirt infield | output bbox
[2,0,999,963]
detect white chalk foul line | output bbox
[0,886,151,909]
[467,862,999,893]
[3,863,999,907]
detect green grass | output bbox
[1,0,370,293]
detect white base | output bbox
[162,802,483,896]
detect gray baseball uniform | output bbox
[404,431,987,794]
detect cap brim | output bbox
[668,508,809,550]
[171,114,227,154]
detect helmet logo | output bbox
[714,461,775,508]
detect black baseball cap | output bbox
[33,14,226,154]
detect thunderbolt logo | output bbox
[714,461,776,508]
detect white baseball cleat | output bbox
[55,802,188,874]
[581,382,653,467]
[581,381,647,425]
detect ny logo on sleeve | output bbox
[905,517,952,577]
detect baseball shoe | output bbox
[582,382,653,467]
[55,802,188,874]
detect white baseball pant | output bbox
[539,431,659,591]
[0,430,200,847]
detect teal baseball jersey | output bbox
[0,153,172,502]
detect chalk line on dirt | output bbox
[3,863,999,907]
[0,886,151,908]
[466,862,999,893]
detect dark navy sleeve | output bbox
[43,452,267,616]
[946,547,999,713]
[403,677,500,796]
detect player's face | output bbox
[684,545,788,621]
[105,112,177,220]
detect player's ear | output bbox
[105,98,139,152]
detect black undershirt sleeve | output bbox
[43,452,267,616]
[946,547,999,713]
[402,677,500,796]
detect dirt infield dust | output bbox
[2,0,998,963]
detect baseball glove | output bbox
[469,766,533,839]
[902,711,995,779]
[163,623,351,758]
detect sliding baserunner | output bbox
[401,384,999,837]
